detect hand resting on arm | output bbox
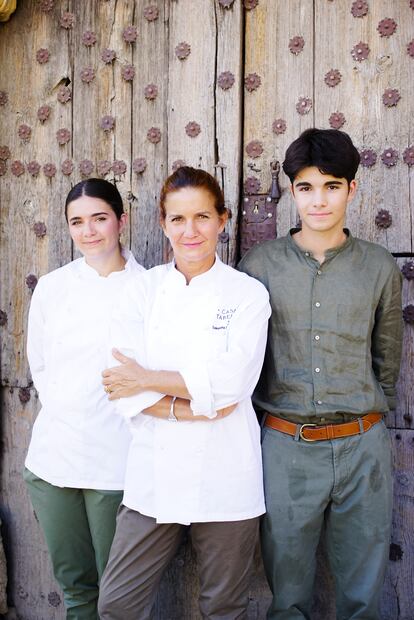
[102,349,236,421]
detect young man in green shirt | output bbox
[239,128,403,619]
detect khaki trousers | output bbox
[98,505,260,619]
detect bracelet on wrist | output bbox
[168,396,178,422]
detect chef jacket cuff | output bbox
[115,391,163,419]
[179,363,217,419]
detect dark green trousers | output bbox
[24,468,123,620]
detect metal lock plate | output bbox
[240,195,277,256]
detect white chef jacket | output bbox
[25,250,145,490]
[110,257,271,524]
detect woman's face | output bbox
[66,195,126,261]
[162,187,227,275]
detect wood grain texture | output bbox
[0,0,72,388]
[0,518,7,614]
[314,0,413,252]
[0,389,64,619]
[167,0,216,173]
[381,430,414,620]
[244,0,314,237]
[129,0,168,268]
[389,258,414,430]
[244,0,414,251]
[215,0,243,266]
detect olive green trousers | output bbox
[260,420,393,620]
[24,468,123,620]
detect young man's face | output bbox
[291,166,357,236]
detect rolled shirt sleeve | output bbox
[180,282,271,417]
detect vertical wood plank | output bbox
[381,430,414,620]
[0,389,64,619]
[167,0,216,173]
[129,0,168,268]
[215,0,243,265]
[0,0,72,388]
[389,258,414,430]
[314,0,413,252]
[244,0,314,237]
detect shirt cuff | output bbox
[179,362,217,419]
[115,391,163,419]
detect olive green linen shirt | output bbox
[238,230,403,424]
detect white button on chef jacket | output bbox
[109,257,271,524]
[25,251,145,490]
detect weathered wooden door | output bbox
[0,1,413,618]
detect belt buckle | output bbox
[299,423,318,442]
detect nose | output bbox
[313,189,327,208]
[183,218,197,237]
[83,220,96,236]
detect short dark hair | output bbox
[64,178,125,221]
[159,166,227,220]
[282,128,360,185]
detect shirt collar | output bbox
[166,254,223,288]
[77,247,133,279]
[287,228,354,260]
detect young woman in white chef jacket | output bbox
[24,179,145,620]
[98,167,271,620]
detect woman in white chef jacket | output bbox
[23,179,145,620]
[98,167,271,620]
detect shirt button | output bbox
[305,252,310,257]
[314,334,320,341]
[317,400,323,405]
[315,367,321,373]
[315,302,321,308]
[317,270,322,275]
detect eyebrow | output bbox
[167,211,211,218]
[294,180,344,188]
[69,211,109,223]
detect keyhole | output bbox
[253,202,259,214]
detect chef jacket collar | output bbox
[77,247,134,280]
[168,254,223,288]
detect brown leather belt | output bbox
[264,412,382,442]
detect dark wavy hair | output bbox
[283,128,360,186]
